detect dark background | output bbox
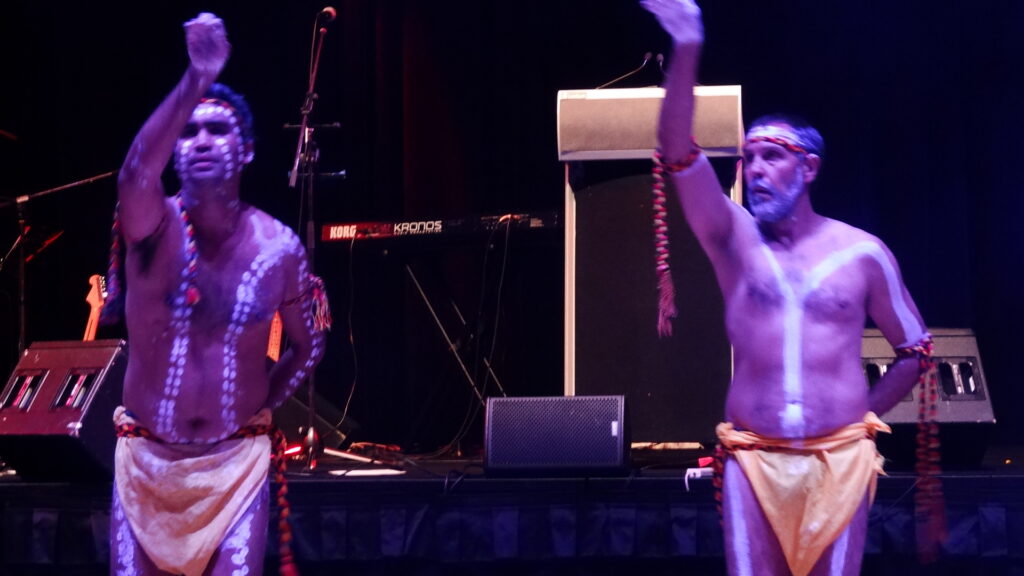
[1,1,1020,453]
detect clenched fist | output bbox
[184,12,230,79]
[641,0,704,46]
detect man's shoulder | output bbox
[244,207,305,259]
[824,218,886,249]
[247,207,298,237]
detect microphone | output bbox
[319,6,337,23]
[595,52,652,90]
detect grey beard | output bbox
[749,171,803,223]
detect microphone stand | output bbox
[287,11,334,471]
[0,170,118,358]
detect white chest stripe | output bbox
[805,241,923,347]
[760,246,805,437]
[759,240,924,435]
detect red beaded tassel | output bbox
[101,204,125,325]
[308,274,332,332]
[899,337,947,564]
[651,151,679,338]
[175,195,201,306]
[711,444,725,524]
[270,428,299,576]
[651,144,701,338]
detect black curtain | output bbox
[1,0,1021,449]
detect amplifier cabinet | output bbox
[862,328,995,425]
[0,340,126,480]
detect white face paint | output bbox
[175,102,245,184]
[757,240,926,436]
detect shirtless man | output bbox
[108,13,325,575]
[642,1,932,574]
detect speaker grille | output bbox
[484,395,628,474]
[0,340,126,480]
[861,328,995,424]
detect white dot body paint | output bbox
[757,240,925,437]
[157,243,196,438]
[219,216,318,422]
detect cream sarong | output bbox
[716,412,891,576]
[113,407,271,576]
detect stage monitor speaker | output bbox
[862,328,995,469]
[484,395,629,476]
[0,340,126,480]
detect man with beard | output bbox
[642,1,936,574]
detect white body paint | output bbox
[830,527,850,576]
[757,240,925,436]
[156,260,195,438]
[216,217,313,437]
[724,459,754,576]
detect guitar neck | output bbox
[267,312,283,362]
[83,311,100,342]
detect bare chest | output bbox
[189,244,286,329]
[732,244,867,322]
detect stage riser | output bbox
[1,473,1022,574]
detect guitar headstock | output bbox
[86,274,107,308]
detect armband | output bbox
[654,139,702,174]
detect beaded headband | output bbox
[745,125,810,156]
[198,97,238,115]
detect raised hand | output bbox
[640,0,704,46]
[184,12,231,79]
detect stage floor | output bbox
[3,447,1024,575]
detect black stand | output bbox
[0,207,27,356]
[0,170,118,358]
[287,9,339,470]
[404,264,492,407]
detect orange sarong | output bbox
[716,412,891,576]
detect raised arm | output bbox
[643,0,737,253]
[117,13,230,243]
